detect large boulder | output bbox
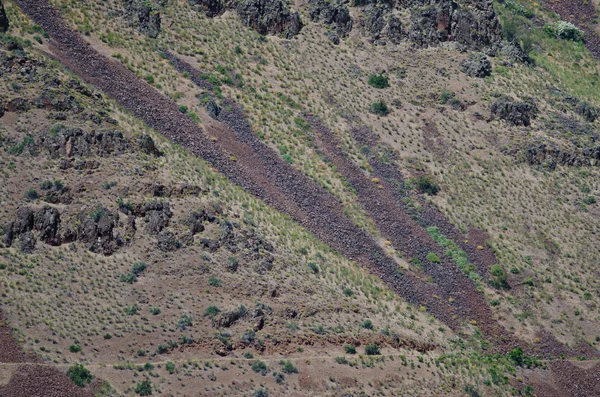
[235,0,303,38]
[408,2,454,47]
[34,206,62,246]
[450,0,501,50]
[0,0,9,33]
[125,0,161,38]
[78,207,119,255]
[39,125,131,158]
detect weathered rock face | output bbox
[138,134,161,156]
[206,100,221,119]
[125,0,161,38]
[78,207,119,255]
[460,52,491,77]
[235,0,303,38]
[34,206,61,246]
[500,42,533,65]
[575,102,598,123]
[190,0,224,17]
[194,0,303,38]
[491,98,538,126]
[38,125,131,158]
[0,0,9,33]
[519,141,600,170]
[157,230,179,251]
[139,201,172,235]
[309,0,353,42]
[404,0,500,49]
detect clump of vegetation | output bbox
[120,262,147,284]
[544,21,584,42]
[415,175,440,195]
[279,360,298,374]
[204,305,220,318]
[368,74,389,89]
[370,100,389,116]
[365,344,380,355]
[344,345,357,354]
[135,379,153,395]
[251,360,268,375]
[490,264,510,289]
[69,344,82,353]
[426,252,441,264]
[67,364,93,387]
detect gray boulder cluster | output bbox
[124,0,163,38]
[460,52,491,77]
[308,0,353,44]
[491,97,538,126]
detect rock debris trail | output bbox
[9,0,592,358]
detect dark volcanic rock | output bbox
[501,42,533,64]
[309,0,353,40]
[78,207,118,255]
[140,201,172,234]
[491,98,538,126]
[235,0,303,38]
[125,0,161,38]
[460,52,491,77]
[39,125,131,158]
[157,230,180,251]
[6,98,32,113]
[407,0,501,49]
[0,0,9,33]
[187,210,207,235]
[206,100,221,119]
[19,231,36,253]
[190,0,224,17]
[34,206,61,246]
[575,102,598,123]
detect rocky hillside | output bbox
[1,0,600,396]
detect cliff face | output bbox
[1,0,9,33]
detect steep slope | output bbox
[1,0,600,395]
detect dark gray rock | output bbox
[460,52,491,77]
[491,98,538,126]
[575,102,598,123]
[235,0,303,38]
[78,207,119,255]
[140,201,172,235]
[309,0,353,39]
[385,15,403,44]
[206,100,221,119]
[6,98,32,113]
[34,206,61,246]
[157,230,180,251]
[501,42,533,64]
[0,0,8,33]
[125,0,162,38]
[190,0,224,17]
[19,231,36,253]
[212,306,247,328]
[451,0,501,50]
[187,210,207,235]
[39,125,131,158]
[408,2,453,48]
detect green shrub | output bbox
[103,333,112,340]
[361,319,374,329]
[24,189,39,201]
[251,360,268,375]
[132,262,147,275]
[145,74,155,84]
[120,272,137,284]
[583,196,597,205]
[165,362,176,374]
[149,306,161,315]
[177,314,193,330]
[335,356,348,364]
[426,252,441,264]
[204,305,220,318]
[67,364,92,387]
[490,264,510,289]
[279,360,298,374]
[208,277,222,287]
[178,105,188,114]
[415,175,440,195]
[307,262,319,274]
[344,345,357,354]
[135,379,153,395]
[69,344,82,353]
[368,74,389,89]
[554,21,584,42]
[365,344,380,355]
[343,287,353,297]
[370,100,389,116]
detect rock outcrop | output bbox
[194,0,303,38]
[491,98,538,126]
[460,52,491,77]
[309,0,353,43]
[39,125,131,158]
[124,0,161,38]
[77,207,119,255]
[0,0,9,33]
[235,0,303,38]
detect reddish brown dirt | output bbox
[0,309,94,397]
[0,365,94,397]
[523,360,600,397]
[540,0,600,58]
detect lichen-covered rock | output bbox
[157,230,180,251]
[139,201,172,235]
[39,125,131,158]
[385,15,403,44]
[491,98,538,126]
[0,0,9,33]
[407,0,501,49]
[309,0,353,39]
[460,52,491,77]
[235,0,303,38]
[500,42,533,64]
[190,0,224,17]
[34,206,61,246]
[78,207,119,255]
[451,0,501,50]
[125,0,162,38]
[19,231,36,253]
[187,210,208,235]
